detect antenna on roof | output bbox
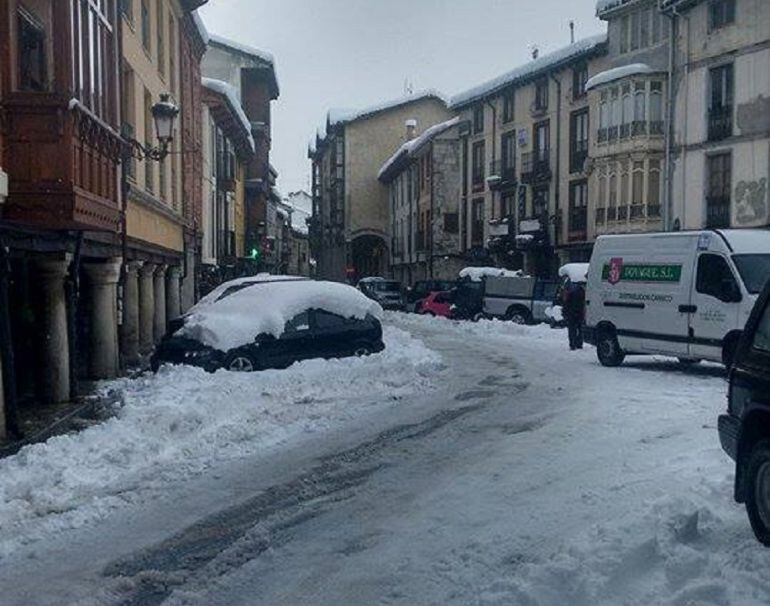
[529,44,540,60]
[570,20,575,44]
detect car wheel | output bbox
[506,308,530,325]
[745,440,770,546]
[353,342,374,357]
[597,330,625,367]
[225,352,257,373]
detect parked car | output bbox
[418,291,453,318]
[357,277,405,310]
[406,280,457,312]
[718,280,770,545]
[153,279,385,373]
[482,275,559,324]
[585,229,770,367]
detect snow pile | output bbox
[559,263,589,283]
[0,326,442,558]
[450,34,607,108]
[459,267,527,282]
[180,280,383,350]
[585,63,656,91]
[191,10,209,45]
[544,304,564,322]
[202,77,255,152]
[378,117,461,181]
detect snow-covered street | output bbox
[1,313,769,605]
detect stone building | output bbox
[585,0,672,248]
[378,117,466,285]
[450,35,608,276]
[202,34,280,272]
[284,190,313,277]
[199,77,256,294]
[663,0,769,230]
[309,92,453,283]
[119,0,208,367]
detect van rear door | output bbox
[689,253,742,361]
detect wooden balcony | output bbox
[2,94,122,232]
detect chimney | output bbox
[570,21,575,44]
[405,119,418,140]
[531,45,540,60]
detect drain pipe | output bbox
[663,8,676,232]
[550,73,563,251]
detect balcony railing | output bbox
[520,151,551,184]
[706,196,731,228]
[708,106,733,141]
[630,204,645,220]
[488,160,517,189]
[648,204,662,218]
[607,206,617,221]
[595,207,606,225]
[618,206,629,221]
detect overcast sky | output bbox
[199,0,605,195]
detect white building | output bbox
[664,0,769,230]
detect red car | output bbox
[418,290,454,318]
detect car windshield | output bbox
[371,281,401,293]
[733,255,770,294]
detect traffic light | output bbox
[250,247,261,261]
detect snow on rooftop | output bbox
[378,117,461,181]
[450,33,608,108]
[179,280,383,350]
[208,33,275,65]
[459,267,527,282]
[327,89,449,127]
[585,63,656,91]
[202,77,255,152]
[596,0,635,14]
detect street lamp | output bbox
[124,93,180,162]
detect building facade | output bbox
[285,190,312,277]
[201,34,280,273]
[199,77,255,294]
[451,35,608,277]
[309,92,453,283]
[379,118,465,284]
[664,0,769,231]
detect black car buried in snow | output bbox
[152,278,385,373]
[719,280,770,545]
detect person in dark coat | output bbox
[562,281,586,350]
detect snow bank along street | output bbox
[2,313,770,605]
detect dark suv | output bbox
[719,280,770,545]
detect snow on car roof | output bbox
[192,275,307,311]
[179,280,383,351]
[459,267,527,282]
[559,263,589,283]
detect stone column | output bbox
[120,261,142,366]
[83,258,122,380]
[0,349,6,440]
[34,255,71,404]
[153,265,167,343]
[138,263,157,354]
[166,266,182,323]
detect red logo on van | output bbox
[608,258,624,285]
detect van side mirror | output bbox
[720,279,742,303]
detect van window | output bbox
[696,254,739,301]
[733,255,770,295]
[754,303,770,353]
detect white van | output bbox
[585,230,770,367]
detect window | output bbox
[501,131,516,177]
[17,7,47,92]
[621,83,633,138]
[632,161,644,216]
[157,0,165,76]
[472,141,485,186]
[141,0,151,51]
[573,64,588,99]
[599,92,608,142]
[462,139,469,196]
[535,79,549,111]
[503,90,515,123]
[753,302,770,353]
[610,87,620,140]
[709,64,733,140]
[534,121,549,163]
[707,153,732,228]
[619,8,665,54]
[648,159,661,216]
[709,0,736,31]
[619,160,629,218]
[649,81,663,134]
[570,110,589,173]
[471,199,485,246]
[314,311,346,331]
[569,181,588,233]
[473,105,484,134]
[630,10,640,50]
[533,186,548,217]
[733,255,770,295]
[620,15,630,54]
[696,254,739,301]
[443,213,459,233]
[501,192,515,218]
[633,81,647,135]
[168,13,176,93]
